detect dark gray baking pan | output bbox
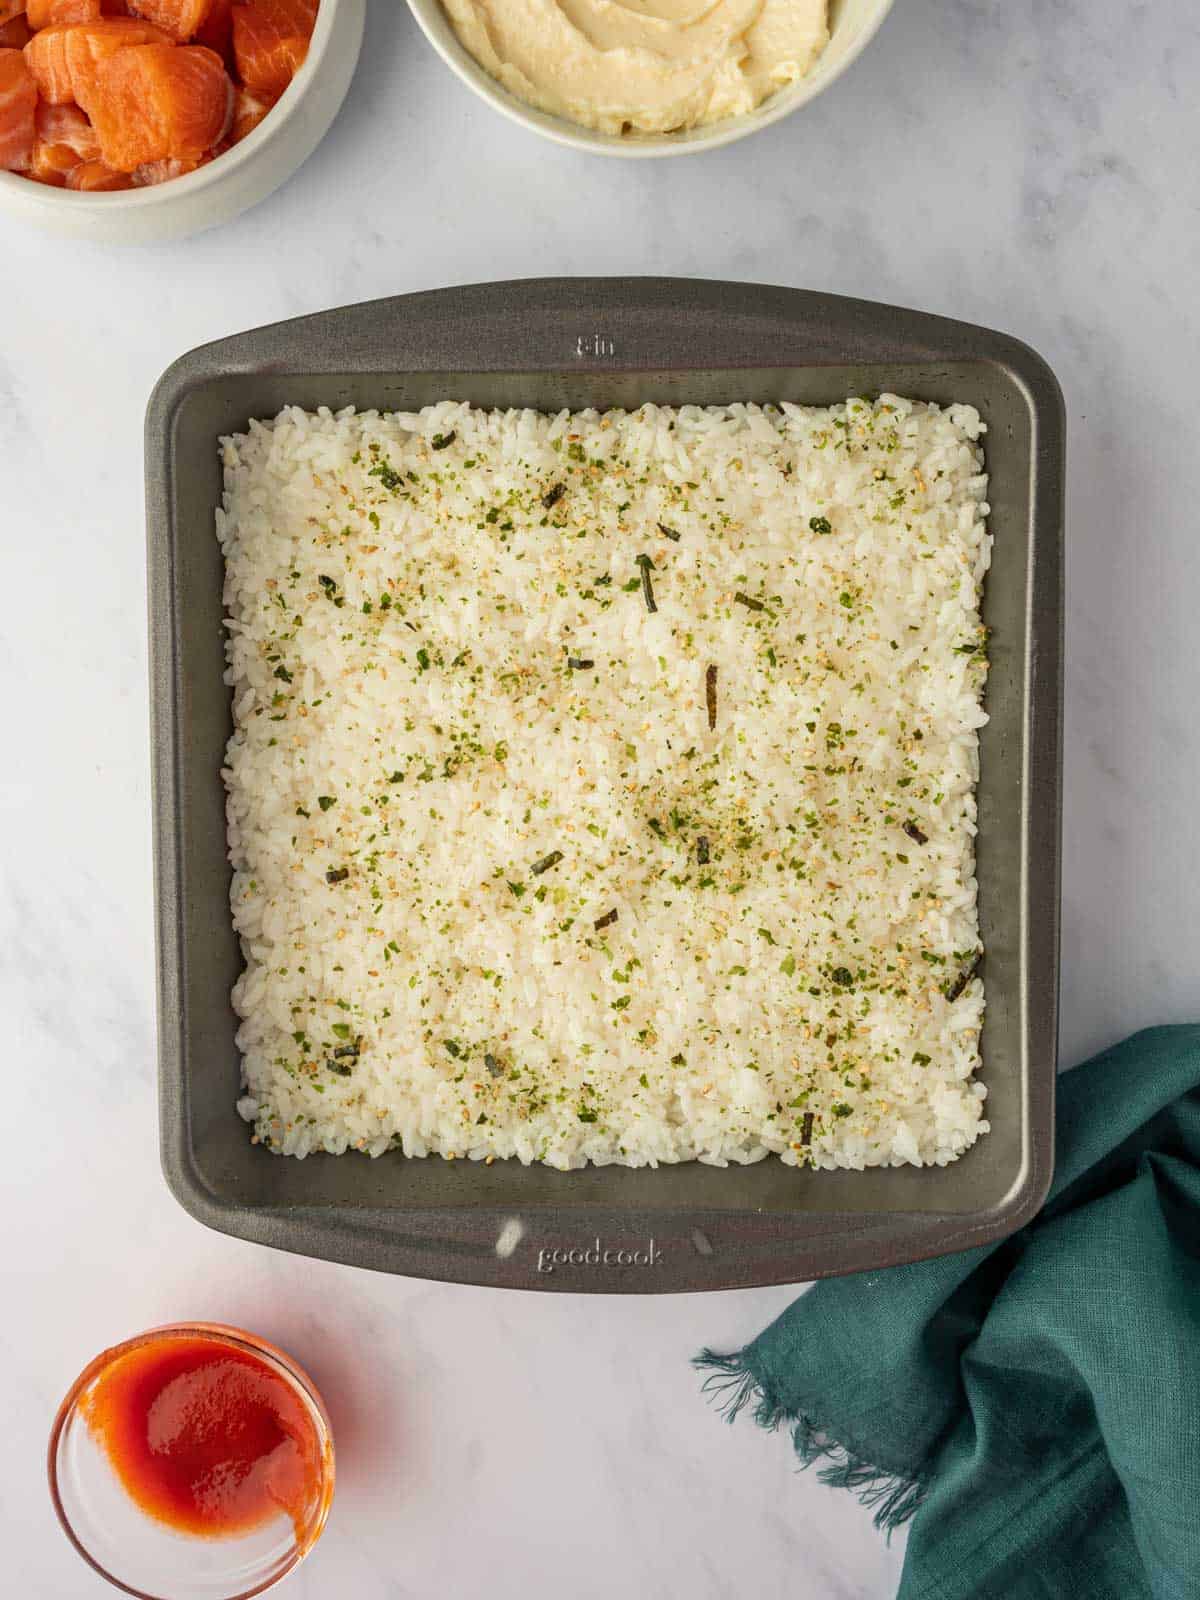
[147,278,1063,1293]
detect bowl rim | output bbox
[0,0,347,213]
[402,0,896,158]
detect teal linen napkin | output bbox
[696,1026,1200,1600]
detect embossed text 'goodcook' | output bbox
[536,1238,661,1274]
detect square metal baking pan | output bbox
[147,278,1063,1292]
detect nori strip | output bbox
[636,553,657,613]
[327,1035,361,1076]
[531,850,564,876]
[945,952,982,1003]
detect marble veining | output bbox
[3,1,1197,1593]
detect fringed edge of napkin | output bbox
[694,1348,927,1538]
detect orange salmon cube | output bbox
[232,0,315,105]
[28,96,98,180]
[86,40,231,170]
[24,16,170,105]
[127,0,211,40]
[0,46,36,168]
[229,81,267,141]
[22,22,75,101]
[27,1,102,25]
[64,153,129,186]
[131,150,207,182]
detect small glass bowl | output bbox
[48,1323,334,1600]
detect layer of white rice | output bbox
[218,397,991,1170]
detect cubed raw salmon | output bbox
[0,45,36,168]
[24,16,169,105]
[27,1,102,27]
[126,0,210,41]
[131,150,206,182]
[64,153,129,185]
[229,81,267,141]
[28,97,98,181]
[232,0,315,104]
[85,40,231,169]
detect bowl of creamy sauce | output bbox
[405,0,894,154]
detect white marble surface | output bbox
[3,2,1199,1594]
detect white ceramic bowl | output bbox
[0,0,365,244]
[404,0,894,158]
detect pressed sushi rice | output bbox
[218,398,991,1170]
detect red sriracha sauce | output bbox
[79,1332,328,1541]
